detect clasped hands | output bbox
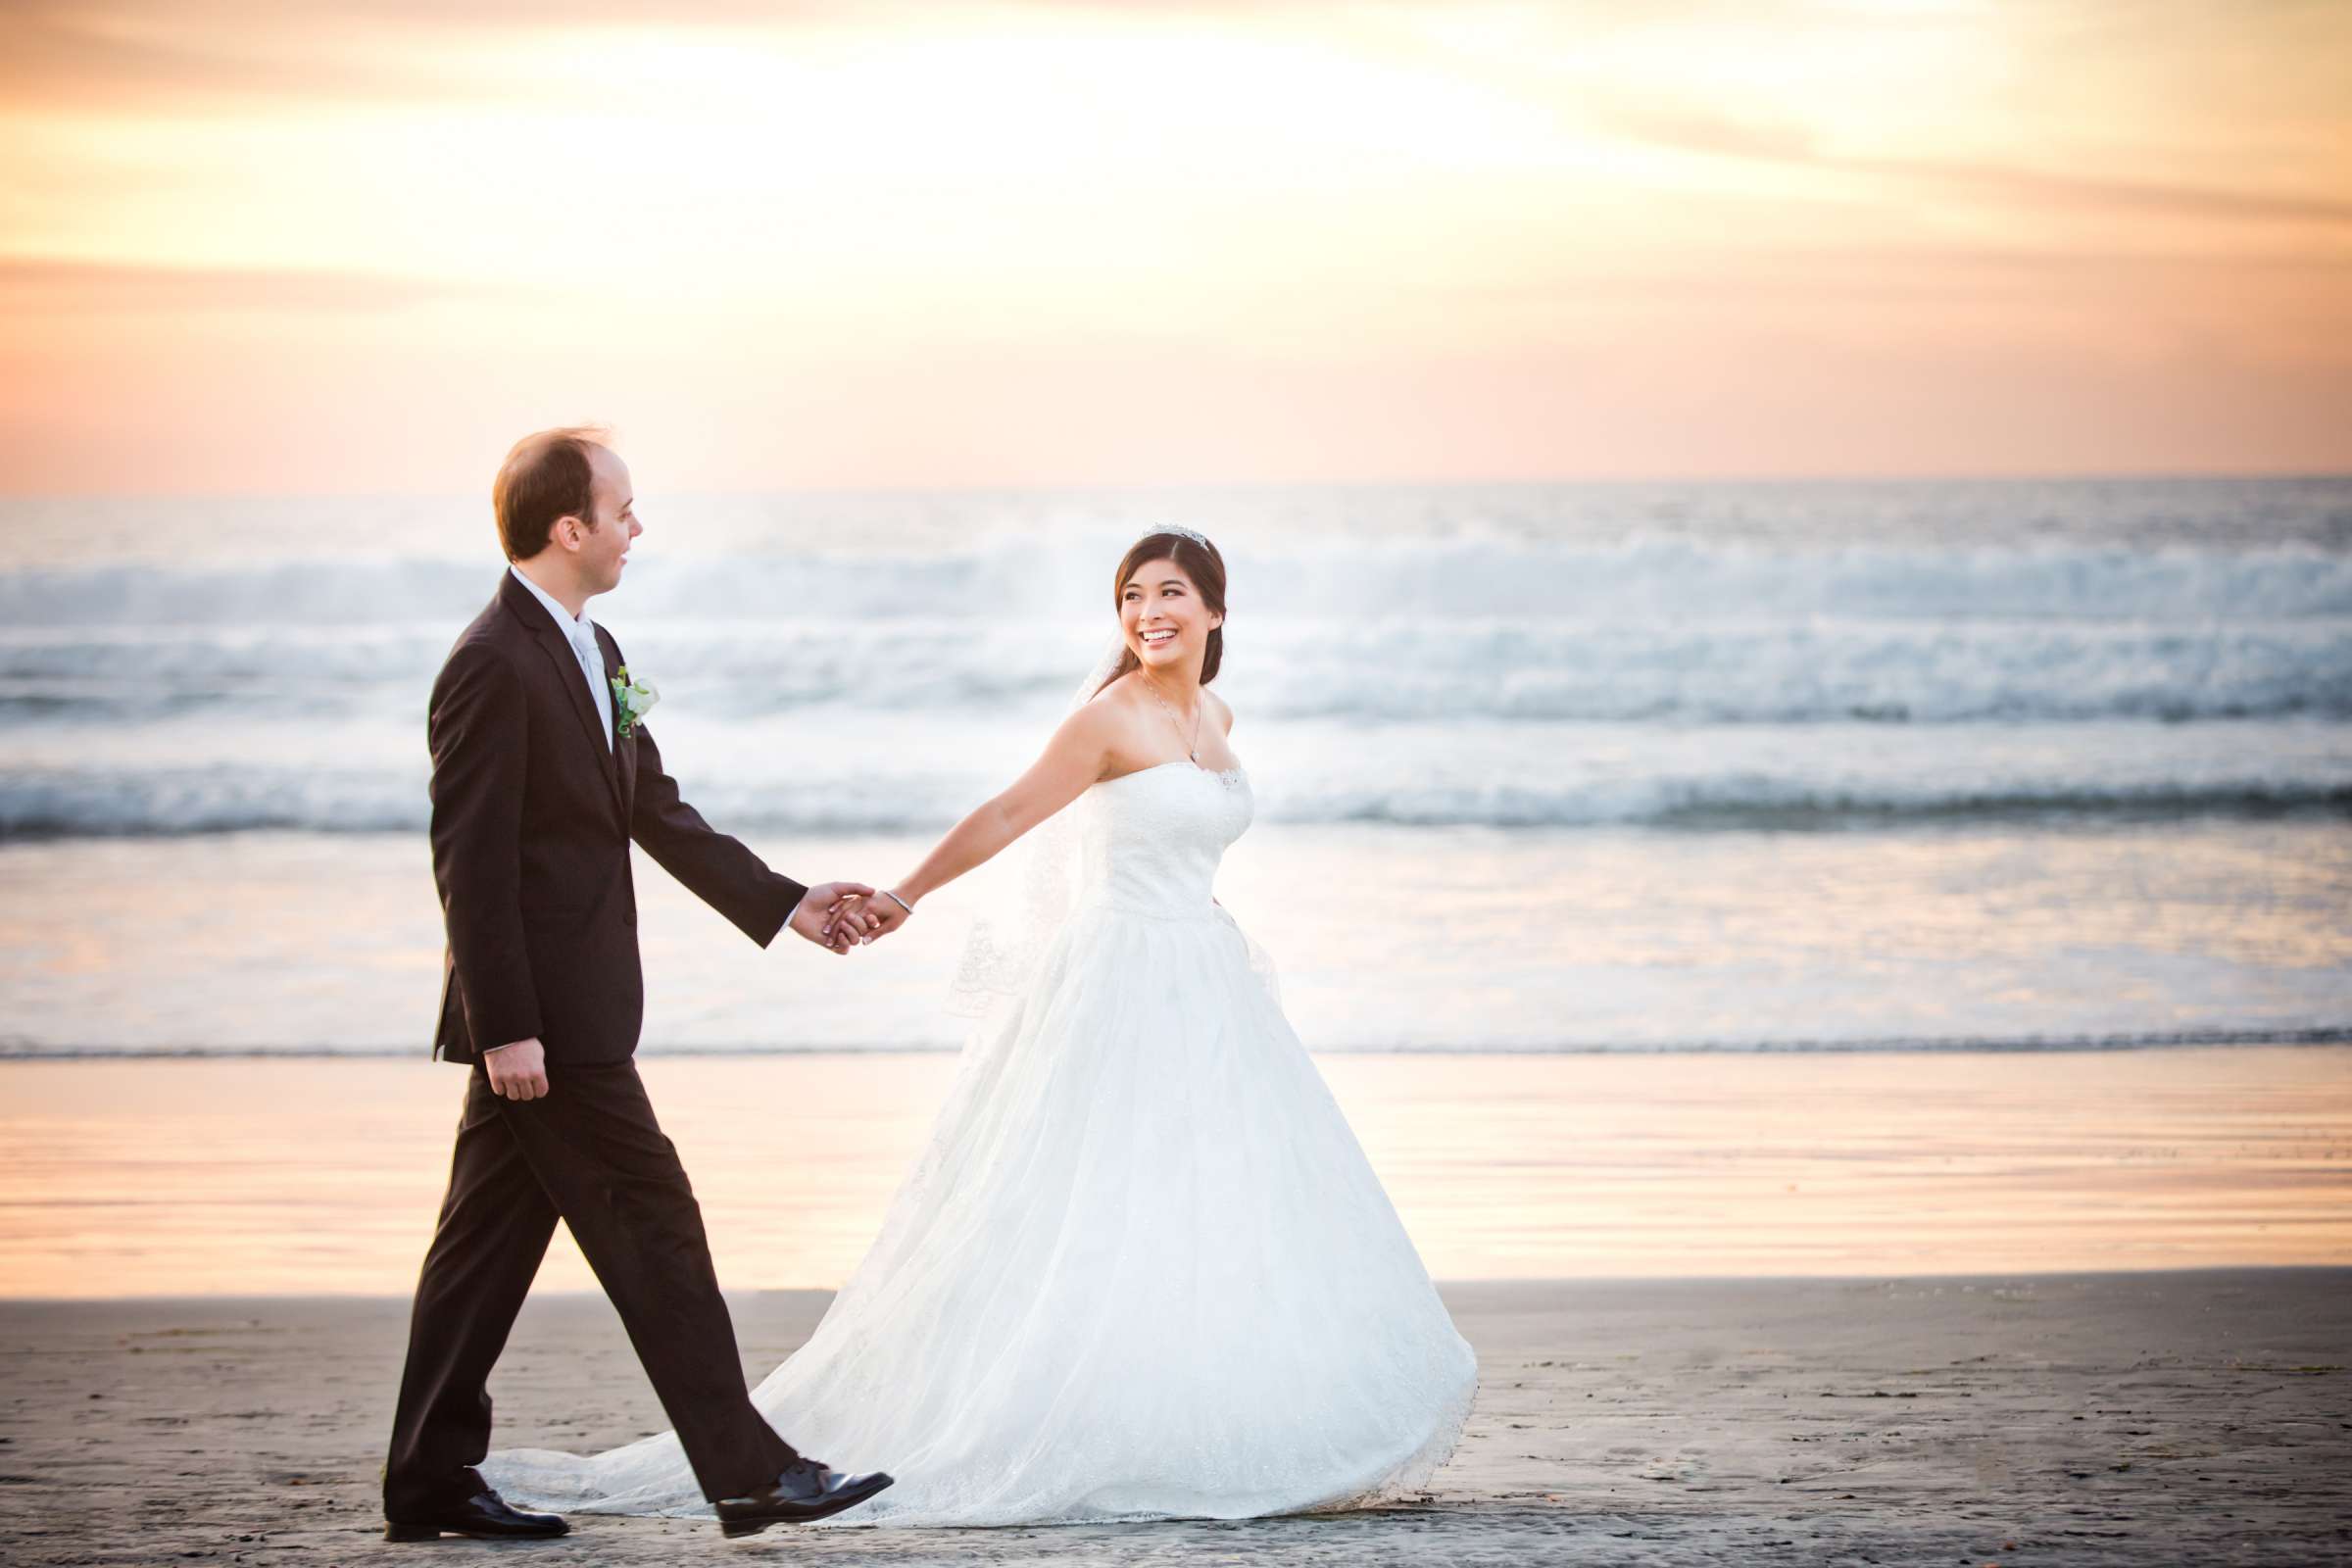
[486,882,916,1101]
[789,880,916,955]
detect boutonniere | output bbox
[611,665,659,742]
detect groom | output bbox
[381,427,894,1542]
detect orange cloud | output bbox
[0,0,2346,490]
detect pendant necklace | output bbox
[1143,674,1201,763]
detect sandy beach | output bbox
[4,1049,2348,1561]
[1,1270,2345,1566]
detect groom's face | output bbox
[575,446,642,596]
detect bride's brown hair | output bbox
[1094,532,1228,697]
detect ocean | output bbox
[3,475,2348,1056]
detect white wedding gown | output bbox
[484,760,1479,1527]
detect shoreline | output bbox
[11,818,2346,1059]
[3,1269,2345,1565]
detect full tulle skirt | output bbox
[484,901,1478,1527]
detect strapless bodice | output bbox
[1073,761,1252,915]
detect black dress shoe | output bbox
[384,1489,569,1542]
[714,1456,895,1538]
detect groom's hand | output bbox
[483,1037,550,1101]
[791,881,878,954]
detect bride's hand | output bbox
[793,881,877,954]
[822,892,878,949]
[860,889,915,942]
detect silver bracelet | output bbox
[880,889,914,915]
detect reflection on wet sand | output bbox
[1,1046,2344,1297]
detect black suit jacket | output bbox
[428,570,807,1065]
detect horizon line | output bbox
[5,466,2351,504]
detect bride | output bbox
[485,528,1478,1528]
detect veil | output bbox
[943,635,1126,1020]
[942,632,1281,1022]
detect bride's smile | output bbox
[1121,561,1221,671]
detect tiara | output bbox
[1150,525,1214,551]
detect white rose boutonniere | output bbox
[611,665,659,742]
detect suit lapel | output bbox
[598,627,639,821]
[499,572,625,821]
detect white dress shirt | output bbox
[509,564,612,749]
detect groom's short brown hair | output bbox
[493,426,612,562]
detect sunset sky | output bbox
[2,0,2348,492]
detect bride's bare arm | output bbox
[859,703,1122,936]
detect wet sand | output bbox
[3,1046,2349,1297]
[2,1271,2347,1565]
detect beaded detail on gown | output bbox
[484,761,1479,1526]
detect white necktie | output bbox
[567,620,613,748]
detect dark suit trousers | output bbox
[382,1062,797,1513]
